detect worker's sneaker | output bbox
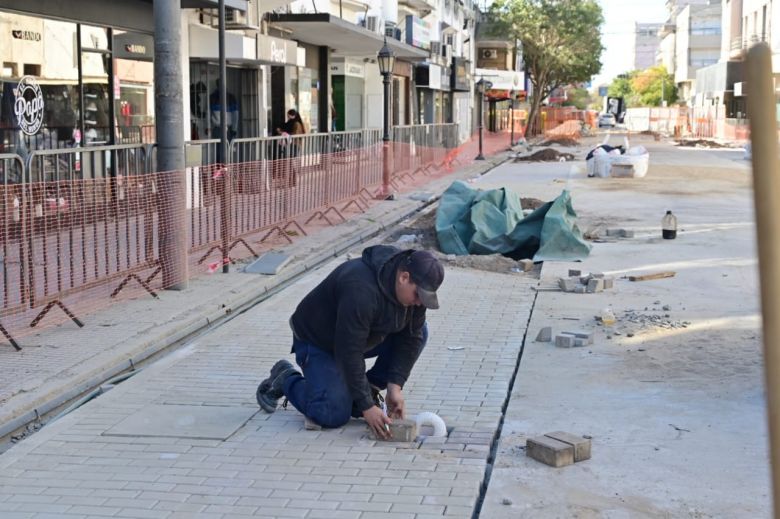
[256,359,298,413]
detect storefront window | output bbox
[0,16,80,154]
[189,62,259,141]
[114,31,155,143]
[0,13,155,155]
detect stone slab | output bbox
[544,431,591,462]
[244,252,293,275]
[370,419,418,442]
[526,436,574,468]
[103,404,257,440]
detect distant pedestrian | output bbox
[256,245,444,439]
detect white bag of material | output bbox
[609,151,650,178]
[592,153,614,177]
[586,146,608,177]
[626,145,647,156]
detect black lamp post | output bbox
[475,77,491,160]
[377,38,395,197]
[508,89,516,150]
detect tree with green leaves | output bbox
[487,0,604,136]
[563,86,591,110]
[607,66,677,107]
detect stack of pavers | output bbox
[554,330,593,348]
[526,431,592,467]
[558,269,615,294]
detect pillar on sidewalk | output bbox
[154,0,188,290]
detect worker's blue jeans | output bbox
[282,323,428,428]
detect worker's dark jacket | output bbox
[290,245,426,412]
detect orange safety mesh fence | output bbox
[0,125,515,348]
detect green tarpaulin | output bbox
[435,181,591,262]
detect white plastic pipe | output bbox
[415,412,447,437]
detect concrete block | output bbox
[586,278,604,293]
[573,338,586,347]
[555,334,576,348]
[603,277,614,290]
[591,272,605,278]
[620,230,635,238]
[370,419,417,442]
[519,259,535,272]
[535,327,552,342]
[580,275,592,284]
[574,285,586,294]
[605,228,623,237]
[526,436,574,467]
[567,269,581,277]
[558,278,578,292]
[564,331,594,345]
[544,431,592,462]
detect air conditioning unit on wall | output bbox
[366,15,383,34]
[225,8,246,25]
[481,49,498,59]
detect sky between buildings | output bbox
[592,0,668,88]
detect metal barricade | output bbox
[0,154,27,349]
[23,144,156,330]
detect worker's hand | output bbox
[386,383,405,419]
[363,405,392,439]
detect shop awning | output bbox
[268,13,429,60]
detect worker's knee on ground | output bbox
[307,400,352,429]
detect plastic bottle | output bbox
[601,307,616,326]
[662,210,677,239]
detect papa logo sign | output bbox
[14,76,44,136]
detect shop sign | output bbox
[451,58,471,91]
[257,34,298,66]
[12,30,41,42]
[14,76,44,136]
[330,59,365,78]
[125,44,147,55]
[405,16,431,51]
[115,33,154,61]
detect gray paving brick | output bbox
[202,504,258,515]
[337,500,392,512]
[115,508,170,519]
[67,505,122,515]
[304,510,360,519]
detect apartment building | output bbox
[634,22,663,70]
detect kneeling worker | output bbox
[256,245,444,439]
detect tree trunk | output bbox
[525,95,543,138]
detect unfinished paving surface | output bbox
[0,259,535,518]
[479,135,768,517]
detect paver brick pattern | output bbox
[0,259,534,518]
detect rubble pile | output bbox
[515,148,575,162]
[620,309,691,330]
[558,270,615,294]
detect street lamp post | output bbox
[475,77,491,160]
[377,39,395,198]
[508,89,516,150]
